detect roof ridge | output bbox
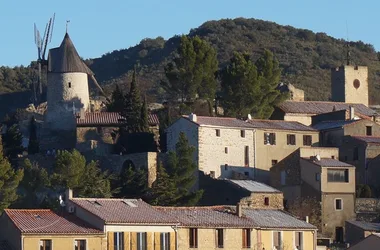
[156,205,227,209]
[71,198,140,201]
[5,209,52,212]
[284,100,366,105]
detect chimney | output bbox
[189,113,197,122]
[349,106,355,120]
[236,203,242,217]
[315,155,321,161]
[247,114,252,120]
[65,188,73,203]
[305,216,309,223]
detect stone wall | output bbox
[355,198,380,222]
[76,127,116,155]
[240,193,284,210]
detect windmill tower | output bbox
[33,14,55,104]
[45,27,92,131]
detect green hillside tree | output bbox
[220,50,286,119]
[107,84,125,112]
[27,116,39,154]
[162,35,218,106]
[0,138,24,212]
[116,160,148,199]
[220,52,259,118]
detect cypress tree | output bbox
[149,163,178,206]
[3,124,24,159]
[28,116,39,154]
[107,84,125,112]
[117,160,148,199]
[121,67,142,133]
[140,96,149,133]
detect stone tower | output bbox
[331,65,369,106]
[45,33,93,130]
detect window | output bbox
[242,229,251,248]
[244,172,249,176]
[353,147,359,161]
[335,199,343,210]
[216,229,224,248]
[280,170,286,185]
[287,134,296,145]
[303,135,312,146]
[264,197,269,206]
[327,169,349,182]
[68,82,72,88]
[264,133,276,145]
[315,173,320,181]
[160,233,170,250]
[273,231,282,250]
[295,232,303,250]
[114,232,124,250]
[244,146,249,166]
[189,228,198,248]
[225,147,228,154]
[216,129,220,137]
[75,240,86,250]
[241,130,246,138]
[272,160,278,166]
[331,155,335,159]
[366,126,372,136]
[40,240,51,250]
[137,232,147,250]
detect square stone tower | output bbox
[331,65,369,106]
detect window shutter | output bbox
[295,232,300,247]
[108,232,114,250]
[154,232,160,250]
[242,229,246,248]
[131,232,137,250]
[345,169,349,182]
[273,232,279,247]
[292,135,296,145]
[170,232,176,250]
[147,232,153,250]
[287,134,290,145]
[124,232,130,250]
[264,133,269,144]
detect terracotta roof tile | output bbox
[156,206,255,228]
[277,101,376,117]
[4,209,102,235]
[76,112,159,126]
[302,158,353,167]
[71,198,177,225]
[184,116,316,131]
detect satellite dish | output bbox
[59,195,66,207]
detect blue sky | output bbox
[0,0,377,67]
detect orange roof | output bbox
[4,209,103,235]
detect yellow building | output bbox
[65,190,179,250]
[157,205,317,250]
[0,209,105,250]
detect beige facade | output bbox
[23,236,105,250]
[331,65,369,106]
[240,192,284,210]
[167,117,318,183]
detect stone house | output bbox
[339,136,380,189]
[166,114,318,183]
[270,147,356,242]
[0,209,105,250]
[313,117,380,147]
[347,233,380,250]
[345,220,380,246]
[271,101,376,126]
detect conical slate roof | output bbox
[48,33,93,75]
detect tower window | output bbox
[366,126,372,136]
[68,82,72,88]
[353,79,360,89]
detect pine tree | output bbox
[28,116,39,154]
[2,124,24,158]
[220,50,286,119]
[140,96,149,133]
[117,161,148,199]
[107,84,125,112]
[0,137,24,212]
[121,67,142,133]
[149,163,178,206]
[18,159,50,208]
[161,35,218,106]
